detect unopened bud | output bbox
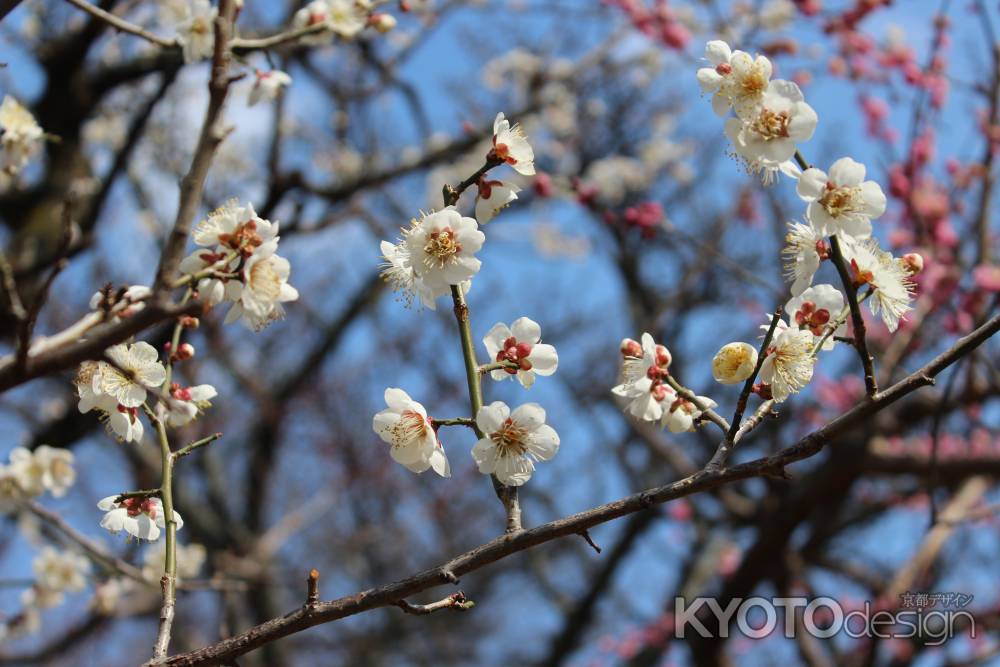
[901,252,924,275]
[174,343,195,361]
[752,382,772,400]
[370,13,397,33]
[655,344,671,369]
[620,338,642,358]
[179,316,200,329]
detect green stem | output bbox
[155,418,177,600]
[450,285,485,437]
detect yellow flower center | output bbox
[750,109,791,140]
[423,229,461,266]
[490,418,528,457]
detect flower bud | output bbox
[370,13,397,33]
[620,338,642,358]
[174,343,195,361]
[180,316,200,329]
[901,252,924,275]
[712,342,758,385]
[654,344,671,369]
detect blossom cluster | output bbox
[611,39,922,432]
[178,199,299,330]
[374,114,561,487]
[0,445,75,511]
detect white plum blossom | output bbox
[697,41,773,118]
[162,384,217,427]
[372,388,450,476]
[98,495,183,542]
[482,317,558,389]
[192,200,278,254]
[611,333,674,422]
[379,238,443,309]
[0,96,43,175]
[98,342,166,408]
[175,0,218,63]
[223,240,299,331]
[663,394,718,433]
[404,207,484,293]
[712,342,758,384]
[491,112,535,176]
[248,70,292,106]
[7,446,75,498]
[842,238,915,332]
[31,547,90,607]
[782,220,827,296]
[76,343,165,443]
[293,0,367,41]
[759,327,816,402]
[785,284,846,350]
[797,157,887,238]
[327,0,369,37]
[475,179,520,224]
[724,80,817,183]
[471,402,560,486]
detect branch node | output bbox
[440,569,459,584]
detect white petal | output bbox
[796,168,827,201]
[511,403,546,431]
[828,157,865,186]
[527,343,558,375]
[526,424,559,461]
[476,401,510,434]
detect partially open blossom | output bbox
[785,284,846,350]
[724,80,817,182]
[663,394,718,433]
[782,220,827,296]
[404,207,484,292]
[7,446,75,498]
[472,402,560,486]
[475,179,520,224]
[0,96,43,175]
[797,157,886,238]
[483,317,558,389]
[248,70,292,106]
[842,238,915,332]
[175,0,217,63]
[759,328,816,402]
[902,252,924,275]
[98,495,183,542]
[372,388,450,476]
[491,112,535,176]
[712,342,757,384]
[370,12,396,32]
[612,333,674,422]
[162,384,217,427]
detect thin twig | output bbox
[708,305,783,470]
[173,432,223,461]
[663,375,731,434]
[395,592,475,615]
[62,0,178,48]
[829,235,878,396]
